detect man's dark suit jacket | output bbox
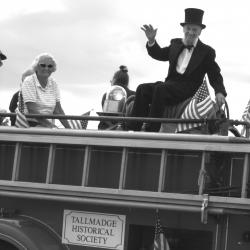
[146,38,227,102]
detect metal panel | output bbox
[0,181,250,212]
[0,216,68,250]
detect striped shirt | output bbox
[21,73,60,115]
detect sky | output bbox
[0,0,249,128]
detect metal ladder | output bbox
[10,142,250,198]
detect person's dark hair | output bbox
[112,65,129,87]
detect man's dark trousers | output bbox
[130,81,189,132]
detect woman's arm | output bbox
[54,102,71,128]
[25,102,56,128]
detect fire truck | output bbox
[0,88,250,249]
[0,122,250,250]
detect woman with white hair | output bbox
[21,53,70,128]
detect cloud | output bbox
[0,0,145,90]
[0,0,67,21]
[0,0,249,122]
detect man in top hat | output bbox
[129,8,227,132]
[0,50,7,67]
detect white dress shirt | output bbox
[148,38,198,74]
[176,38,198,74]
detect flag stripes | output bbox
[176,79,214,132]
[242,100,250,123]
[241,99,250,136]
[15,109,29,128]
[68,110,91,130]
[15,109,91,129]
[68,119,82,129]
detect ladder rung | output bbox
[81,146,91,186]
[46,144,56,184]
[158,149,168,192]
[12,142,22,181]
[198,151,207,195]
[119,147,128,189]
[241,153,249,198]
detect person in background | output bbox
[9,69,34,125]
[99,65,135,130]
[129,8,227,132]
[0,50,7,125]
[0,108,8,125]
[21,53,70,128]
[9,91,19,125]
[0,50,7,67]
[101,65,135,107]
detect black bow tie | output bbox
[183,44,194,51]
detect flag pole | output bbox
[153,208,170,250]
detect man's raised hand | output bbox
[141,24,157,44]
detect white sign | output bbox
[62,210,126,249]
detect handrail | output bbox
[0,126,249,143]
[0,112,249,127]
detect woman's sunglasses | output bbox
[39,64,54,69]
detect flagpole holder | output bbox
[201,194,209,224]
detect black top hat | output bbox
[180,8,206,29]
[0,50,7,60]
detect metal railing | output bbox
[0,112,249,137]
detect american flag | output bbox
[176,79,214,132]
[15,92,30,128]
[242,100,250,123]
[241,100,250,136]
[68,110,91,129]
[15,109,29,128]
[153,212,170,250]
